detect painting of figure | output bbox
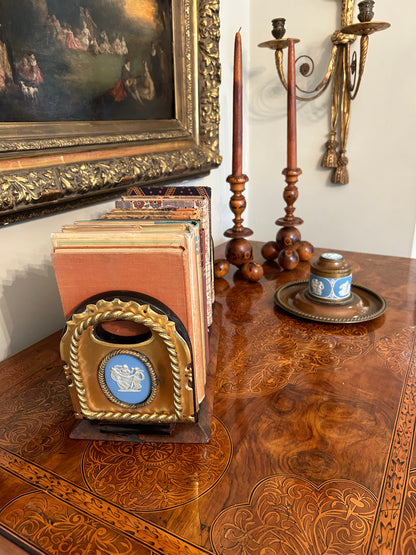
[0,0,174,121]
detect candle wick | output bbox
[237,27,242,33]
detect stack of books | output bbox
[113,185,214,326]
[51,186,213,426]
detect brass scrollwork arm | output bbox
[274,44,339,102]
[348,34,369,100]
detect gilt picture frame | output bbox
[0,0,221,225]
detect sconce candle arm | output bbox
[274,49,287,89]
[340,21,390,101]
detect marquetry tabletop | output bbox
[0,243,415,554]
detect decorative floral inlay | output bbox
[375,326,415,378]
[210,474,377,554]
[0,493,138,555]
[0,375,71,459]
[397,471,416,553]
[216,317,373,397]
[82,417,231,511]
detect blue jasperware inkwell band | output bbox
[308,252,352,302]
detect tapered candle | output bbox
[287,38,297,169]
[232,29,243,176]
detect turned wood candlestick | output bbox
[261,38,314,270]
[224,30,253,268]
[215,30,263,283]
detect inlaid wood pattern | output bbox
[0,374,71,459]
[375,326,415,378]
[397,471,416,553]
[367,330,416,552]
[216,314,373,397]
[210,474,377,554]
[82,418,232,511]
[0,245,416,554]
[0,448,212,555]
[0,493,148,555]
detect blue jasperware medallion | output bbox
[98,350,158,408]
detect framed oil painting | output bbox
[0,0,221,224]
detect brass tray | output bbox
[274,281,386,323]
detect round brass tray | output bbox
[274,281,386,323]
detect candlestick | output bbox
[224,29,252,249]
[277,37,302,228]
[232,29,243,176]
[215,30,262,282]
[260,36,314,270]
[287,38,297,169]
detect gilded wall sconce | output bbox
[259,0,390,184]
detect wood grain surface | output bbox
[0,243,415,554]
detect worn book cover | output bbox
[101,208,201,221]
[115,190,213,324]
[95,210,211,326]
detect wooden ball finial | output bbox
[214,259,230,278]
[241,261,264,282]
[296,240,314,261]
[261,241,279,261]
[278,247,299,270]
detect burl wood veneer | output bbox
[0,243,416,554]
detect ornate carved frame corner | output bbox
[0,0,221,225]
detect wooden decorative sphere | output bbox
[241,261,264,282]
[278,247,299,270]
[276,226,301,251]
[214,258,230,278]
[261,241,279,261]
[225,238,253,267]
[296,240,314,261]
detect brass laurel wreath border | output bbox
[67,300,185,423]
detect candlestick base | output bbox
[225,237,253,268]
[278,247,299,270]
[224,227,253,238]
[276,226,301,250]
[261,164,313,270]
[275,217,304,227]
